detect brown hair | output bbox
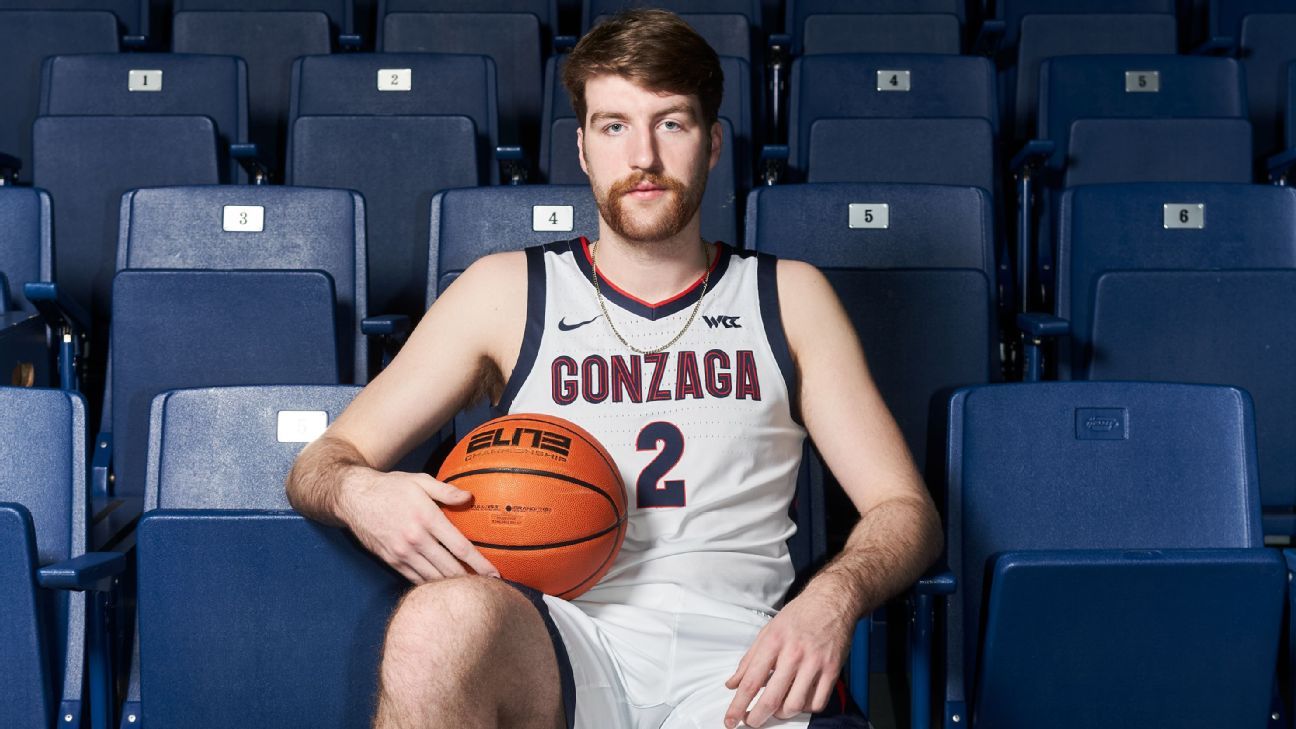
[562,8,724,129]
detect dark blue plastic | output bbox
[801,12,959,55]
[117,186,370,383]
[0,187,52,315]
[0,10,118,185]
[805,117,994,192]
[1239,13,1296,160]
[172,0,353,35]
[995,0,1174,51]
[0,1,147,39]
[583,0,761,32]
[377,0,558,48]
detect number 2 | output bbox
[636,421,685,508]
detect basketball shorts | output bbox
[509,582,873,729]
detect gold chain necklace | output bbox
[590,240,712,355]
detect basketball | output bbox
[436,413,627,599]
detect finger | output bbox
[745,661,798,729]
[412,534,469,578]
[401,550,446,584]
[428,511,500,577]
[417,474,472,505]
[810,672,838,714]
[776,664,820,720]
[725,652,775,729]
[726,648,754,689]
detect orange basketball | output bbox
[436,413,627,599]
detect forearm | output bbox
[285,435,374,527]
[797,493,943,622]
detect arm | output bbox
[726,260,942,728]
[286,252,528,583]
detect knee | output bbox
[382,576,519,667]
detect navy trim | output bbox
[503,580,577,729]
[757,253,801,425]
[569,238,733,322]
[497,246,547,413]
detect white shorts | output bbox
[510,582,872,729]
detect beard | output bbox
[593,166,708,243]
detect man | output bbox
[287,9,941,729]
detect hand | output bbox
[337,468,500,584]
[723,589,855,728]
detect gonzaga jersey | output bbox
[499,238,806,615]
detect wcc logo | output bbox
[703,315,742,329]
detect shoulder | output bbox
[770,258,854,358]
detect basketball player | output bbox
[287,9,941,728]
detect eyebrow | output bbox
[587,104,699,125]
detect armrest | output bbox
[37,551,126,591]
[1016,312,1069,341]
[972,19,1005,57]
[0,152,22,183]
[915,569,957,596]
[230,143,272,184]
[1192,36,1235,56]
[361,315,411,337]
[24,281,89,333]
[553,35,578,52]
[1010,139,1057,176]
[759,144,788,186]
[93,432,113,499]
[122,34,149,49]
[496,145,528,185]
[909,569,954,729]
[338,33,363,50]
[1267,148,1296,184]
[0,272,9,313]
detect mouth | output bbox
[624,184,668,200]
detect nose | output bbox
[628,124,660,172]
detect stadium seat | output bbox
[786,0,963,55]
[377,0,562,52]
[380,11,542,149]
[0,188,56,387]
[171,9,333,176]
[583,0,762,33]
[103,270,341,503]
[1206,0,1293,46]
[1023,182,1296,537]
[117,185,377,383]
[39,53,250,183]
[287,53,493,321]
[119,384,406,728]
[0,10,118,184]
[583,5,755,62]
[784,54,997,190]
[1239,13,1296,162]
[541,54,751,246]
[0,0,147,44]
[0,386,125,729]
[911,381,1283,729]
[173,0,352,36]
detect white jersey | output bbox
[498,238,806,615]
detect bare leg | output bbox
[373,576,567,729]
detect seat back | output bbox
[997,0,1174,49]
[109,270,341,499]
[377,0,558,46]
[943,381,1263,719]
[0,387,88,728]
[173,0,352,35]
[0,0,146,39]
[0,10,118,184]
[145,385,363,510]
[583,0,762,32]
[1061,117,1252,187]
[0,188,52,315]
[1208,0,1293,41]
[40,53,249,182]
[805,117,994,191]
[117,185,369,383]
[1239,13,1296,159]
[802,12,959,55]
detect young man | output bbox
[287,10,941,729]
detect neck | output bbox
[590,221,711,304]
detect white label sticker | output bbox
[533,205,575,232]
[1125,70,1160,93]
[128,69,163,92]
[1163,203,1205,229]
[222,205,265,232]
[877,70,911,92]
[378,68,412,91]
[277,410,329,443]
[848,203,890,229]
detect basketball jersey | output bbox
[498,238,806,616]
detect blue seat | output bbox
[173,0,352,36]
[805,117,994,190]
[912,381,1283,729]
[582,6,755,62]
[0,386,124,729]
[583,0,762,33]
[287,53,492,321]
[119,384,404,728]
[171,9,333,175]
[0,187,52,316]
[1028,182,1296,537]
[787,0,962,55]
[1207,0,1293,45]
[377,0,560,52]
[1239,12,1296,161]
[117,186,374,384]
[0,0,147,44]
[39,53,249,183]
[380,11,542,149]
[0,10,118,184]
[104,270,341,503]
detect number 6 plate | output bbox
[1163,203,1204,229]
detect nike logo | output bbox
[558,315,602,331]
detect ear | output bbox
[577,125,589,176]
[707,121,722,171]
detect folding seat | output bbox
[0,386,125,729]
[1021,182,1296,536]
[786,0,963,55]
[540,54,751,246]
[783,54,997,191]
[1237,13,1296,161]
[1206,0,1294,46]
[0,188,57,388]
[0,10,118,184]
[171,1,354,175]
[0,0,148,45]
[583,0,762,32]
[380,11,542,149]
[39,53,250,183]
[117,186,379,383]
[1271,61,1296,182]
[377,0,564,52]
[583,0,758,62]
[287,53,494,321]
[30,115,219,383]
[118,384,407,728]
[102,270,341,504]
[910,381,1283,729]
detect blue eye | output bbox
[662,120,682,131]
[604,122,625,134]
